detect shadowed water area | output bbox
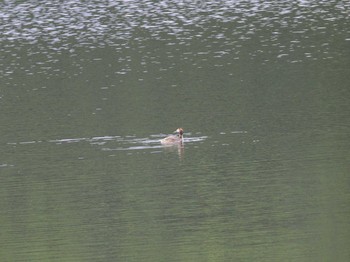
[1,0,350,261]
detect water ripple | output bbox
[8,133,208,153]
[0,0,349,79]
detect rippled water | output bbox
[1,1,350,261]
[1,0,349,79]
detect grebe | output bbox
[160,128,184,145]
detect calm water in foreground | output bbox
[1,0,350,261]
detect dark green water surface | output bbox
[1,1,349,261]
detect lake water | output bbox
[1,0,349,261]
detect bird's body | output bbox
[160,128,184,145]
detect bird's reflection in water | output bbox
[162,142,184,159]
